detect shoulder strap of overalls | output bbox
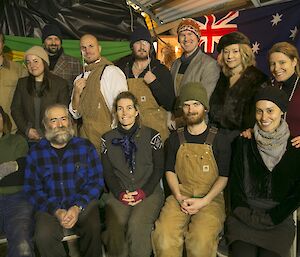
[204,126,218,145]
[177,127,186,145]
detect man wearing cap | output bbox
[0,32,27,133]
[69,34,127,153]
[152,82,232,257]
[42,24,81,94]
[116,26,175,140]
[171,18,220,127]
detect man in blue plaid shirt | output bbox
[24,103,104,257]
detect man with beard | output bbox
[152,82,232,257]
[70,34,127,153]
[24,104,104,257]
[171,18,220,128]
[42,24,81,94]
[116,26,175,141]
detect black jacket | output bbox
[209,66,267,130]
[230,136,300,225]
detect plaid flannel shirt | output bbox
[24,137,103,214]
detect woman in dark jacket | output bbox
[101,91,164,257]
[269,42,300,148]
[209,32,267,133]
[11,46,69,142]
[227,86,300,257]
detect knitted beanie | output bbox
[25,46,50,66]
[130,26,152,48]
[42,24,63,42]
[254,85,288,112]
[179,82,209,110]
[177,18,202,40]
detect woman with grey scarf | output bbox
[226,85,300,257]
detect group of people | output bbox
[0,16,300,257]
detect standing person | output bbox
[69,34,127,153]
[11,46,69,143]
[209,32,267,135]
[116,26,175,141]
[0,106,34,257]
[170,18,220,128]
[152,82,232,257]
[42,24,81,94]
[171,18,220,100]
[0,32,27,133]
[268,42,300,148]
[24,104,104,257]
[227,86,300,257]
[101,91,164,257]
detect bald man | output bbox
[70,34,128,153]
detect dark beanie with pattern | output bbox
[42,24,63,43]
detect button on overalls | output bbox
[152,128,225,257]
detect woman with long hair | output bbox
[101,91,164,257]
[11,46,69,142]
[209,32,267,135]
[227,86,300,257]
[268,41,300,148]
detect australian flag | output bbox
[195,0,300,75]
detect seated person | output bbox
[227,86,300,257]
[101,91,164,257]
[24,104,104,257]
[0,106,34,257]
[152,82,232,257]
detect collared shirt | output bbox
[69,65,127,119]
[24,137,104,214]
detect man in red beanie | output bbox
[171,18,220,128]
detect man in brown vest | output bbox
[152,82,232,257]
[69,34,127,153]
[116,26,175,141]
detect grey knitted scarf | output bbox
[253,119,290,171]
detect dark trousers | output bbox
[231,241,281,257]
[34,201,102,257]
[102,187,164,257]
[0,191,34,257]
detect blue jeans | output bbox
[0,191,34,257]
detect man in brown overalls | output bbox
[69,34,127,153]
[116,26,176,141]
[152,82,232,257]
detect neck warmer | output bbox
[49,48,63,71]
[254,119,290,171]
[112,122,139,173]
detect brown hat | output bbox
[179,82,209,110]
[217,31,250,53]
[25,46,50,66]
[177,18,201,40]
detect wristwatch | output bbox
[75,205,84,212]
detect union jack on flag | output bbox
[195,0,300,75]
[199,11,238,53]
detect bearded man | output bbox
[24,104,104,257]
[116,26,175,140]
[152,82,233,257]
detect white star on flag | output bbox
[270,13,282,26]
[290,26,298,40]
[252,42,260,54]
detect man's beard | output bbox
[46,45,60,55]
[45,126,74,145]
[184,112,204,125]
[133,50,149,61]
